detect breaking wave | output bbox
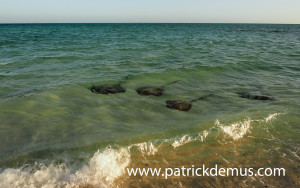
[0,148,131,188]
[0,113,283,187]
[265,113,283,123]
[215,118,251,140]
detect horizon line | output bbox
[1,22,300,25]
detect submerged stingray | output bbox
[236,92,274,100]
[90,84,126,94]
[136,80,180,96]
[166,94,213,111]
[90,76,130,94]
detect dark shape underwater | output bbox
[136,80,180,96]
[236,92,274,100]
[90,76,130,94]
[90,84,126,94]
[166,94,213,111]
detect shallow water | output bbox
[0,23,299,187]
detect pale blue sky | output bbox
[0,0,299,23]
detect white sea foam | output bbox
[215,118,251,140]
[0,147,131,188]
[0,142,161,188]
[133,142,158,155]
[172,135,195,148]
[200,130,209,142]
[265,113,282,123]
[171,113,277,146]
[171,130,209,149]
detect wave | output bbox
[215,118,251,140]
[265,113,283,123]
[0,147,131,188]
[0,113,283,187]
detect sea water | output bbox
[0,24,299,187]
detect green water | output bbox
[0,24,299,187]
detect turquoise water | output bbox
[0,24,299,187]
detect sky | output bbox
[0,0,300,24]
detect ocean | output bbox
[0,23,299,187]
